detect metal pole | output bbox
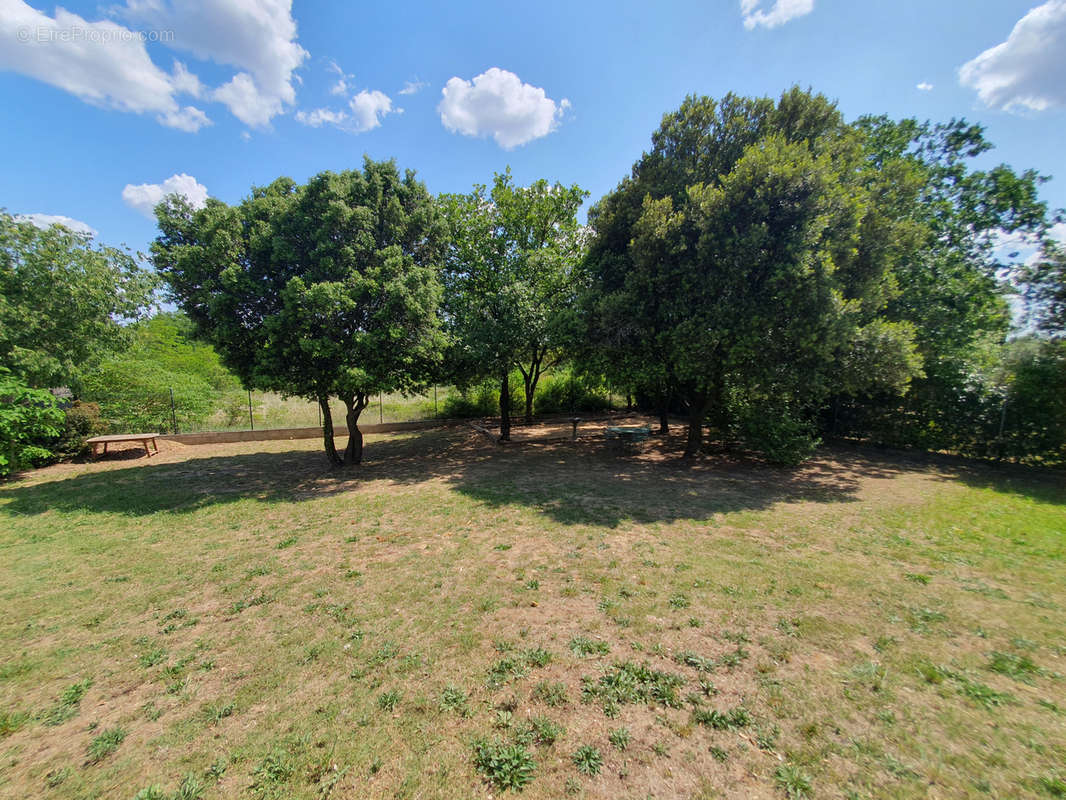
[248,390,254,431]
[379,392,383,424]
[317,402,322,429]
[169,388,178,434]
[434,385,438,417]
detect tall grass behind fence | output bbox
[88,373,631,435]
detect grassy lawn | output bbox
[1,424,1064,799]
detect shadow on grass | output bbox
[3,427,1061,527]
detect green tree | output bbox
[838,117,1053,452]
[1022,241,1066,338]
[583,90,921,459]
[126,312,241,392]
[0,212,156,388]
[440,171,588,436]
[152,159,447,466]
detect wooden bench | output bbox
[605,424,652,453]
[86,433,160,459]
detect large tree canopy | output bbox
[440,171,587,437]
[152,159,447,466]
[0,211,156,389]
[582,89,922,459]
[835,116,1054,452]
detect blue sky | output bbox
[1,0,1064,254]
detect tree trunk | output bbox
[342,394,368,465]
[523,375,535,425]
[657,395,670,435]
[519,356,543,425]
[683,395,707,458]
[319,397,343,467]
[626,394,633,413]
[499,375,511,442]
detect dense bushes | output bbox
[442,371,614,419]
[534,372,611,415]
[79,313,241,434]
[0,370,63,478]
[82,359,216,433]
[49,401,108,460]
[735,399,820,466]
[828,339,1066,466]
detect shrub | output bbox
[737,404,820,466]
[534,372,611,415]
[443,375,521,418]
[50,401,108,460]
[0,369,63,478]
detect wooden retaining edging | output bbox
[156,412,653,447]
[158,418,449,446]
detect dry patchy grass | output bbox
[1,422,1064,799]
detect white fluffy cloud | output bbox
[122,173,208,218]
[0,1,210,131]
[15,213,96,236]
[0,0,307,130]
[349,89,394,132]
[438,68,569,149]
[295,89,396,133]
[959,0,1066,112]
[740,0,814,30]
[121,0,308,128]
[917,82,934,91]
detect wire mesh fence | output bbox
[91,381,632,436]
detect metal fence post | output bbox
[248,390,254,431]
[169,388,178,434]
[434,385,438,417]
[379,392,384,424]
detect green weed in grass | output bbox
[86,726,126,764]
[774,763,812,798]
[988,650,1043,683]
[669,593,690,609]
[440,686,470,717]
[42,678,93,726]
[608,727,630,750]
[581,661,685,710]
[533,681,568,707]
[514,716,565,747]
[250,747,296,798]
[569,636,609,657]
[572,745,603,776]
[0,710,29,737]
[691,706,751,730]
[139,646,168,668]
[377,690,401,712]
[472,738,536,791]
[44,767,71,788]
[203,701,235,724]
[522,647,553,668]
